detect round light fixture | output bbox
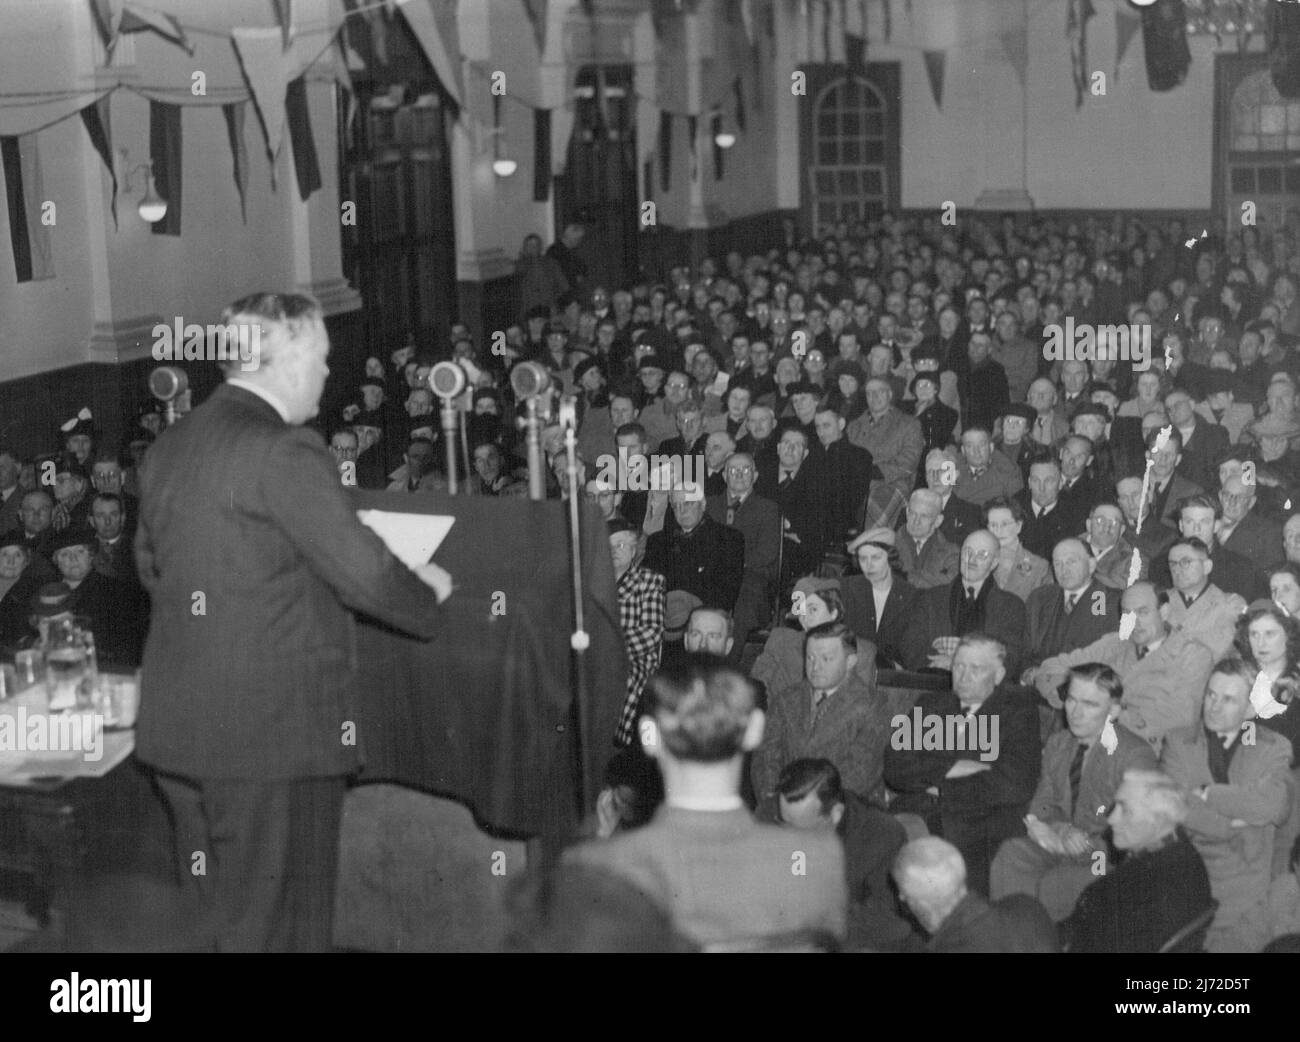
[714,131,737,149]
[137,174,168,223]
[492,157,518,177]
[1128,0,1157,7]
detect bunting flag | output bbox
[231,27,295,187]
[845,32,866,71]
[272,0,293,49]
[687,114,699,181]
[922,49,946,108]
[882,0,892,42]
[636,93,657,184]
[119,2,194,55]
[1140,0,1191,93]
[80,94,117,230]
[740,0,756,45]
[90,0,125,52]
[1114,5,1142,82]
[551,101,575,178]
[523,0,548,54]
[148,101,182,235]
[351,0,388,65]
[658,110,672,192]
[822,0,831,63]
[398,0,464,108]
[285,77,322,201]
[533,108,551,201]
[711,113,724,180]
[999,25,1029,88]
[222,102,251,222]
[1067,0,1096,109]
[733,76,746,132]
[1,134,54,281]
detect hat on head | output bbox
[31,581,73,617]
[0,529,28,552]
[1071,402,1109,423]
[1203,370,1236,396]
[360,378,384,392]
[636,352,666,374]
[60,407,95,441]
[546,318,568,335]
[663,590,704,637]
[573,357,603,384]
[787,380,822,398]
[847,526,896,554]
[1000,403,1036,424]
[525,304,551,322]
[50,526,95,554]
[792,576,841,598]
[830,360,866,384]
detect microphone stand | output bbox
[438,395,459,495]
[561,397,588,814]
[523,398,545,502]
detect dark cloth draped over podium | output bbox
[349,491,627,839]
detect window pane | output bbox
[1261,105,1286,134]
[815,169,835,193]
[1260,134,1285,150]
[842,140,861,163]
[841,110,861,136]
[818,113,838,137]
[1232,134,1257,150]
[1230,167,1255,193]
[863,139,885,162]
[818,142,837,164]
[1289,104,1300,132]
[864,112,884,136]
[1286,166,1300,193]
[1259,166,1282,192]
[839,169,857,193]
[862,169,883,193]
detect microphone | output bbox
[429,360,468,400]
[510,360,551,401]
[149,366,189,402]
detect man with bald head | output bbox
[1027,378,1068,448]
[845,378,923,502]
[708,453,779,657]
[1216,473,1283,571]
[894,837,1057,952]
[701,430,734,497]
[898,489,960,589]
[901,530,1026,674]
[643,481,745,617]
[1022,538,1121,674]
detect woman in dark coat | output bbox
[908,370,959,486]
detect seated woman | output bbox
[751,578,877,699]
[824,361,868,424]
[984,496,1050,602]
[0,532,54,655]
[1116,370,1167,420]
[909,370,959,488]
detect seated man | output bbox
[776,758,911,951]
[923,448,982,548]
[1161,658,1294,953]
[893,837,1058,953]
[1060,768,1215,952]
[752,622,892,809]
[706,452,779,655]
[952,426,1023,506]
[901,530,1026,675]
[1022,538,1120,673]
[885,634,1042,895]
[1162,536,1247,660]
[991,664,1157,920]
[897,489,960,590]
[643,484,744,616]
[566,654,847,947]
[1032,582,1215,748]
[1082,501,1147,591]
[386,436,443,493]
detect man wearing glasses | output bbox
[1081,502,1146,590]
[1216,473,1282,572]
[1162,537,1246,660]
[707,454,779,658]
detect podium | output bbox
[348,490,628,840]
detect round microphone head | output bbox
[149,366,189,402]
[429,361,467,399]
[510,360,551,400]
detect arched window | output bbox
[1223,69,1300,230]
[809,77,888,233]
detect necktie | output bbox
[780,471,792,486]
[727,498,740,525]
[1064,592,1078,614]
[1136,644,1149,660]
[970,467,985,480]
[1068,743,1088,817]
[1183,593,1196,609]
[966,585,977,602]
[812,688,829,726]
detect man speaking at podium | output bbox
[134,292,453,952]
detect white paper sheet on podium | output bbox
[356,510,455,569]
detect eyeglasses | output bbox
[726,466,754,475]
[1168,557,1205,569]
[1089,516,1120,528]
[962,549,994,561]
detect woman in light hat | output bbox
[839,526,916,668]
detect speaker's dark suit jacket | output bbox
[900,578,1027,676]
[885,683,1042,895]
[840,575,916,666]
[1023,579,1121,669]
[134,384,444,780]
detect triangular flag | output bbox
[551,102,575,178]
[231,27,295,187]
[222,101,250,222]
[637,94,657,177]
[90,0,125,52]
[882,0,892,42]
[733,76,746,132]
[1066,0,1096,109]
[1114,6,1141,82]
[533,108,551,201]
[522,0,548,55]
[687,114,698,181]
[17,134,54,278]
[80,94,118,230]
[922,49,946,108]
[120,2,194,55]
[272,0,293,50]
[398,0,463,108]
[999,26,1028,87]
[740,0,756,45]
[286,77,322,201]
[845,33,866,71]
[348,0,388,65]
[658,110,672,192]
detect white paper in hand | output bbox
[357,510,454,569]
